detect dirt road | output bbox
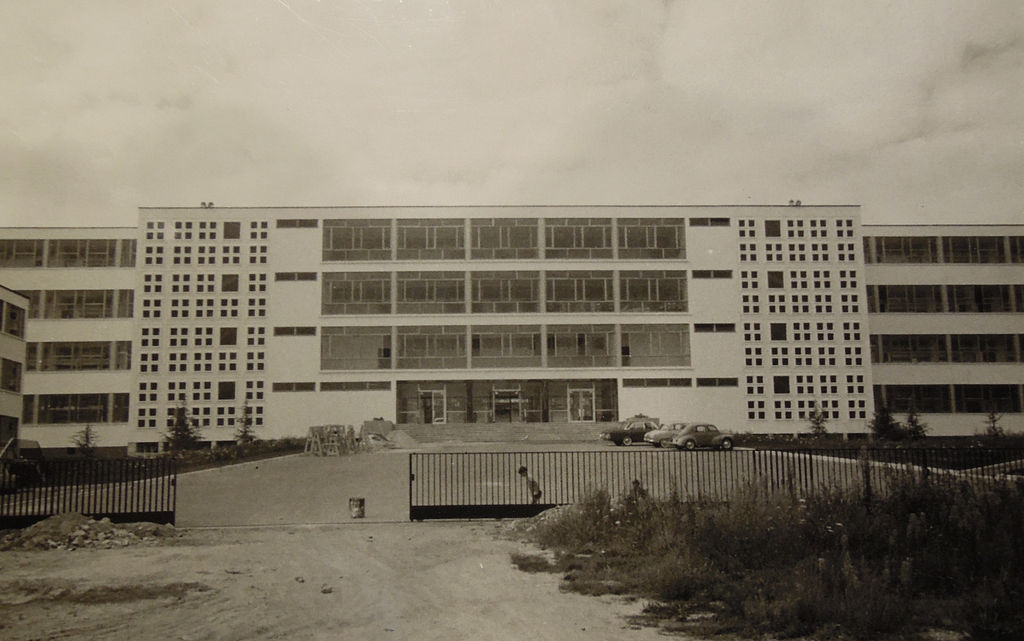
[0,521,680,641]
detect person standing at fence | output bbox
[517,465,542,504]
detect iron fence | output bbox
[1,458,177,529]
[409,448,1024,520]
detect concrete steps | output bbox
[398,422,608,444]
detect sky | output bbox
[1,0,1022,228]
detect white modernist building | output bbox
[1,206,1022,454]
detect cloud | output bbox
[0,0,1021,226]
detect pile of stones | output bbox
[0,512,178,551]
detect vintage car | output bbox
[599,416,661,446]
[667,423,735,450]
[642,421,692,447]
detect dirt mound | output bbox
[1,512,178,551]
[384,430,420,449]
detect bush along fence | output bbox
[0,458,177,529]
[409,448,1024,520]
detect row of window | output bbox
[870,334,1024,363]
[319,324,692,370]
[0,300,25,337]
[874,385,1023,413]
[868,284,1024,313]
[22,393,130,424]
[321,271,694,314]
[321,217,693,261]
[0,239,136,268]
[21,290,134,320]
[26,341,132,371]
[864,236,1024,264]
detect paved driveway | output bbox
[176,451,411,526]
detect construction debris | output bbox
[0,512,178,551]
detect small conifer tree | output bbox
[868,404,904,440]
[808,403,829,437]
[166,401,203,451]
[71,424,98,458]
[903,401,928,439]
[234,399,257,445]
[984,411,1005,438]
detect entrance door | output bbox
[567,388,595,422]
[492,389,521,422]
[420,390,446,424]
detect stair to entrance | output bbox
[398,422,608,444]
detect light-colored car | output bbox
[667,423,735,451]
[642,422,691,447]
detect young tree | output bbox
[903,401,929,440]
[868,404,904,440]
[71,424,98,458]
[808,403,829,437]
[984,411,1005,438]
[234,399,257,445]
[166,401,203,451]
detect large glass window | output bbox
[396,326,467,369]
[621,324,691,367]
[397,272,465,313]
[0,239,44,267]
[29,393,128,424]
[322,272,391,315]
[1010,237,1024,263]
[323,219,391,261]
[321,326,391,370]
[471,271,539,313]
[951,335,1017,362]
[546,324,616,367]
[1,358,21,392]
[470,218,538,259]
[26,341,132,371]
[869,285,943,312]
[954,385,1021,413]
[544,218,613,259]
[617,218,686,259]
[942,236,1005,263]
[396,219,464,260]
[29,289,134,319]
[546,271,613,313]
[619,271,687,312]
[868,236,939,263]
[470,326,542,368]
[2,301,25,337]
[48,239,120,267]
[947,285,1012,312]
[882,385,953,412]
[873,335,947,362]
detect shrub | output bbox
[523,475,1024,639]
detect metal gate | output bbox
[408,449,1024,520]
[1,458,177,529]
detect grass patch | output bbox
[517,476,1024,640]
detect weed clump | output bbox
[525,476,1024,640]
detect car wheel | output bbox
[653,440,662,448]
[683,439,696,450]
[622,436,633,446]
[719,438,733,451]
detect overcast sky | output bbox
[1,0,1021,227]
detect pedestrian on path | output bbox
[517,465,542,504]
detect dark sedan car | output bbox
[599,416,661,446]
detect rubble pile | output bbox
[0,512,178,551]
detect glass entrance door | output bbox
[568,388,595,422]
[492,389,522,422]
[420,390,446,424]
